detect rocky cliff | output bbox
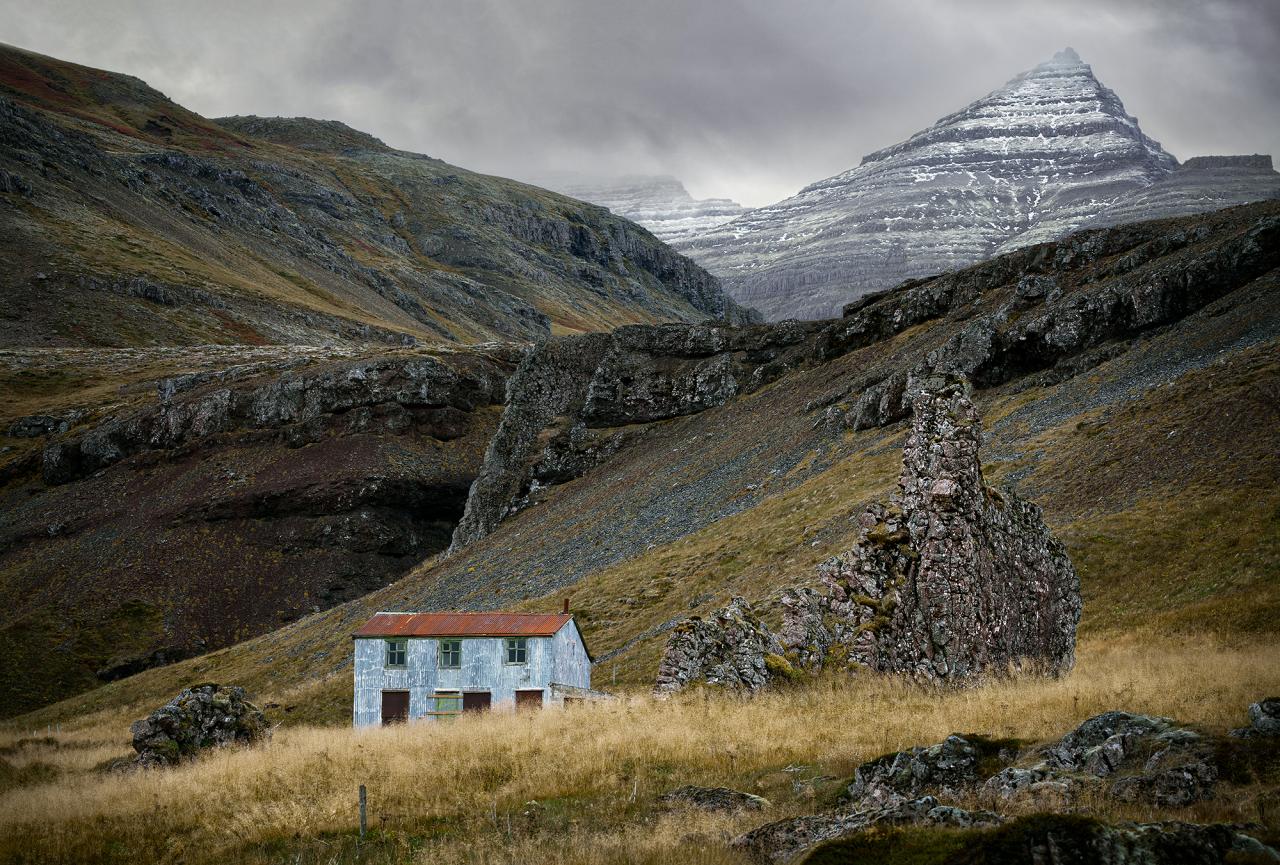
[451,202,1280,553]
[0,44,751,349]
[540,174,748,243]
[680,48,1183,320]
[0,343,518,716]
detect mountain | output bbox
[539,174,748,243]
[680,48,1181,320]
[0,44,753,349]
[8,199,1277,719]
[1083,154,1280,229]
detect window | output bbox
[439,639,462,668]
[431,690,461,718]
[385,639,407,668]
[505,638,528,664]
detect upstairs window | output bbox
[439,639,462,669]
[385,639,407,668]
[505,638,528,664]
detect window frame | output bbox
[384,638,407,668]
[504,637,528,665]
[430,690,462,718]
[438,638,462,669]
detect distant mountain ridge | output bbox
[541,174,747,243]
[680,48,1280,321]
[0,44,754,348]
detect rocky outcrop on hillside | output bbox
[681,48,1178,320]
[449,320,823,550]
[130,683,268,767]
[450,204,1280,555]
[41,350,515,485]
[653,598,784,694]
[0,44,750,348]
[733,708,1280,863]
[653,373,1080,692]
[0,345,518,717]
[541,174,748,243]
[835,210,1280,431]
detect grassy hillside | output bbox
[0,44,749,349]
[9,205,1277,732]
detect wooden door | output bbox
[515,689,544,711]
[381,690,409,725]
[463,692,492,713]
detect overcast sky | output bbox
[3,0,1278,206]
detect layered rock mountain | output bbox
[540,174,747,243]
[1083,155,1280,230]
[680,48,1181,320]
[0,44,752,348]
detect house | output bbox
[351,606,592,726]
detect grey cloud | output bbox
[1,0,1276,206]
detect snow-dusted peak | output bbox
[680,50,1179,321]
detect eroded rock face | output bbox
[130,683,268,766]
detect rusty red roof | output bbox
[353,611,574,638]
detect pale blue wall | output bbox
[352,623,591,726]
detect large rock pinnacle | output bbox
[818,371,1080,681]
[655,371,1080,693]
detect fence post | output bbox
[359,784,367,839]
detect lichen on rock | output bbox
[130,683,269,767]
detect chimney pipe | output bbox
[562,597,570,615]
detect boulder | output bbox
[130,683,269,766]
[1232,697,1280,738]
[654,597,783,694]
[845,734,987,807]
[658,785,769,812]
[983,711,1216,808]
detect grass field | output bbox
[1,636,1277,865]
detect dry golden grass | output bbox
[2,636,1277,865]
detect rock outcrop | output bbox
[985,711,1217,809]
[130,683,268,766]
[681,48,1177,320]
[810,371,1080,681]
[654,372,1080,691]
[653,598,783,695]
[449,321,824,551]
[1231,697,1280,738]
[733,715,1279,863]
[734,796,1002,863]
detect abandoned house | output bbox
[351,608,592,726]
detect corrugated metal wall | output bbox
[353,625,591,726]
